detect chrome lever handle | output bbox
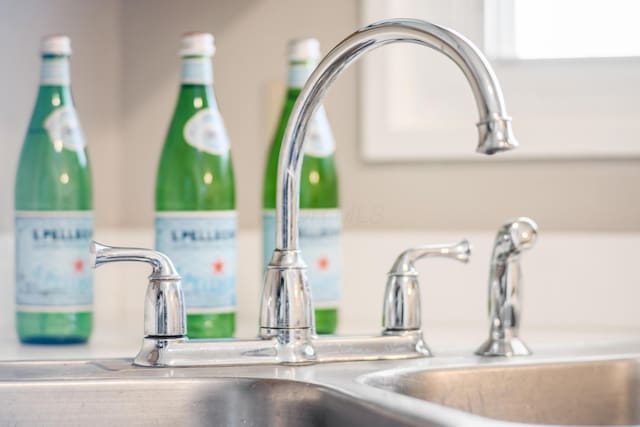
[91,241,180,278]
[388,240,471,276]
[90,241,186,338]
[383,240,471,335]
[476,217,538,357]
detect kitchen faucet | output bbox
[93,18,517,367]
[262,18,517,359]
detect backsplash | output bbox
[1,229,637,354]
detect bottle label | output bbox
[262,209,341,308]
[155,211,237,313]
[181,57,213,84]
[304,107,336,157]
[40,58,70,86]
[15,211,94,311]
[288,62,315,88]
[44,106,86,152]
[183,108,230,155]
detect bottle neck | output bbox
[181,56,213,85]
[40,55,71,87]
[287,61,317,89]
[32,57,74,124]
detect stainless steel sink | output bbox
[363,356,640,426]
[3,344,640,426]
[0,359,431,427]
[2,378,410,426]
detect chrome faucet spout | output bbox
[275,18,517,251]
[261,18,518,347]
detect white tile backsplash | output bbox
[1,229,638,360]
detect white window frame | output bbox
[359,0,640,162]
[483,0,516,60]
[485,0,640,60]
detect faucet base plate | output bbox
[133,330,431,367]
[475,336,532,357]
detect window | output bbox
[485,0,640,59]
[360,0,640,161]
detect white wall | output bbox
[119,0,640,233]
[1,0,639,234]
[2,230,639,354]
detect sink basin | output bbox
[3,345,640,426]
[3,378,407,426]
[0,359,426,427]
[363,356,640,426]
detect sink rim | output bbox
[359,350,640,427]
[359,351,640,383]
[1,341,639,427]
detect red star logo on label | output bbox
[317,256,329,271]
[73,258,84,273]
[212,259,224,274]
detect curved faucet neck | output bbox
[275,18,517,250]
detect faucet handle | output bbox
[476,217,538,357]
[383,240,471,335]
[90,241,186,339]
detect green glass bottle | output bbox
[155,33,236,338]
[14,35,93,344]
[262,38,341,334]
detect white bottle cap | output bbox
[288,38,321,62]
[180,32,215,57]
[41,35,72,56]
